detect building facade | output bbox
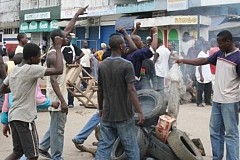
[19,0,60,49]
[0,0,21,52]
[1,0,239,52]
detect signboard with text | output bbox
[167,0,188,11]
[24,12,50,21]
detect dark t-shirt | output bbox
[62,44,82,64]
[125,47,153,78]
[102,48,111,61]
[98,57,135,122]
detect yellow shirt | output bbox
[6,61,15,75]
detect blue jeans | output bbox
[139,77,152,90]
[95,118,140,160]
[210,102,239,160]
[74,112,100,144]
[39,111,67,160]
[156,76,164,95]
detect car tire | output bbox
[146,130,179,160]
[110,127,149,160]
[167,129,203,160]
[134,89,167,127]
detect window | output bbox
[39,0,59,7]
[14,28,19,34]
[4,29,13,34]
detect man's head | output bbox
[210,38,218,48]
[101,43,107,49]
[131,35,144,49]
[109,34,126,55]
[23,43,41,64]
[50,29,67,46]
[66,33,72,46]
[17,33,28,45]
[8,51,15,60]
[234,41,240,49]
[217,30,233,52]
[13,53,23,65]
[202,41,211,52]
[182,32,190,42]
[146,36,152,46]
[83,40,88,48]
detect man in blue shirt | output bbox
[119,25,158,90]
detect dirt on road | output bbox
[0,103,213,160]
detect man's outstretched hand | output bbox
[76,5,89,16]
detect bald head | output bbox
[131,35,143,49]
[109,35,125,51]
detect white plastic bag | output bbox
[167,64,186,120]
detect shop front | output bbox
[20,20,59,50]
[135,15,211,52]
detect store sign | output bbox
[167,0,188,11]
[20,22,29,32]
[86,5,116,17]
[19,20,59,32]
[50,20,59,30]
[39,21,49,32]
[174,16,197,24]
[29,21,38,32]
[24,12,50,21]
[61,5,116,19]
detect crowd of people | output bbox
[0,5,239,160]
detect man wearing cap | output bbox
[62,33,84,107]
[94,43,107,63]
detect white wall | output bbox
[201,0,240,6]
[0,0,20,23]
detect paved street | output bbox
[0,99,216,160]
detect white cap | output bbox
[146,36,152,40]
[101,43,106,49]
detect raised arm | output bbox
[131,22,141,36]
[44,36,63,76]
[64,5,88,35]
[150,26,158,51]
[118,27,137,53]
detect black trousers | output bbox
[82,67,91,89]
[68,89,74,105]
[196,81,212,105]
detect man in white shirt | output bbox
[195,41,212,107]
[153,39,171,94]
[80,40,92,89]
[15,33,28,54]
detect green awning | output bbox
[29,21,38,32]
[50,20,59,31]
[19,20,60,33]
[39,21,49,32]
[20,22,29,33]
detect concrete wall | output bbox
[0,0,20,28]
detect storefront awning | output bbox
[134,15,211,27]
[19,20,59,33]
[115,16,138,30]
[209,21,240,31]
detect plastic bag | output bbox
[167,64,186,119]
